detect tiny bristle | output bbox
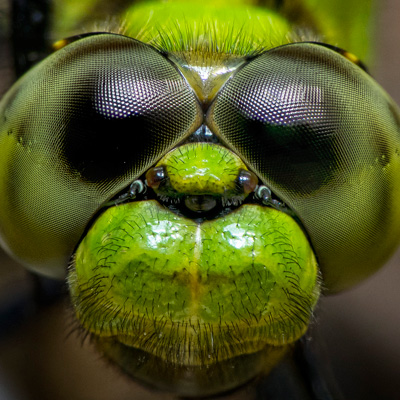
[91,16,127,35]
[290,26,323,44]
[131,18,283,57]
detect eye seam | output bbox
[301,41,369,73]
[52,32,113,51]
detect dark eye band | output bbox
[0,33,202,276]
[207,42,400,290]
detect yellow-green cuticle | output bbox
[146,142,258,199]
[69,200,320,366]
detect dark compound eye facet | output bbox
[0,33,202,276]
[207,42,400,291]
[52,34,202,181]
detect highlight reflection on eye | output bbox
[208,42,400,291]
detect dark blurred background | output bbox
[0,0,399,399]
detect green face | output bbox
[69,143,319,394]
[0,0,399,397]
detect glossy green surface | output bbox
[151,143,251,196]
[71,200,319,359]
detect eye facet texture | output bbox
[207,43,400,291]
[0,34,202,277]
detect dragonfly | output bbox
[0,0,399,399]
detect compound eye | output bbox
[52,33,202,180]
[207,42,400,291]
[0,33,202,277]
